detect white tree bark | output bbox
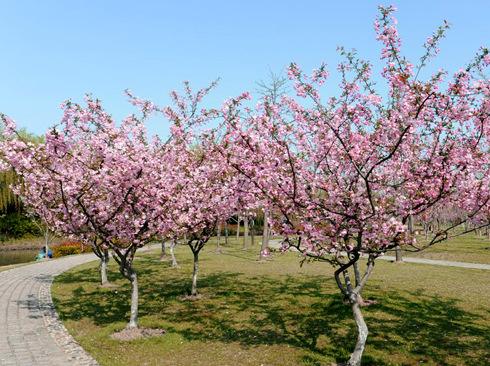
[236,217,241,240]
[224,222,229,245]
[191,252,199,296]
[99,249,110,285]
[216,222,222,253]
[127,270,139,329]
[170,238,179,267]
[43,227,52,259]
[347,300,368,366]
[159,238,167,261]
[243,217,249,249]
[260,210,270,260]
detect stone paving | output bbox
[0,253,99,366]
[374,254,490,269]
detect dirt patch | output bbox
[111,327,166,341]
[179,294,203,301]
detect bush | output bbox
[51,241,92,258]
[0,212,40,240]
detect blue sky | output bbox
[0,0,488,137]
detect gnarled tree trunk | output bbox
[347,300,368,366]
[335,255,375,366]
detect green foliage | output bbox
[0,125,44,215]
[0,169,22,214]
[0,212,40,240]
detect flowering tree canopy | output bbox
[152,86,256,296]
[0,5,488,364]
[222,6,490,364]
[0,97,165,328]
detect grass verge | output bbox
[403,232,490,264]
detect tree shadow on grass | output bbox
[366,289,490,365]
[53,257,490,366]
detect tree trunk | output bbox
[191,251,199,296]
[127,269,139,329]
[250,219,255,246]
[170,238,179,267]
[394,215,413,263]
[395,246,403,262]
[99,248,110,286]
[347,300,368,366]
[216,222,222,253]
[408,214,414,234]
[159,238,167,261]
[260,210,270,260]
[236,217,240,240]
[243,217,249,249]
[224,222,229,245]
[44,229,50,259]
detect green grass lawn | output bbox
[52,239,490,366]
[403,232,490,264]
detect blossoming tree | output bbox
[222,6,490,365]
[0,97,169,329]
[153,86,253,297]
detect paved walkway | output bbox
[268,239,490,270]
[0,253,99,366]
[0,243,162,366]
[376,255,490,269]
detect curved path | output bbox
[372,254,490,269]
[268,239,490,270]
[0,253,99,366]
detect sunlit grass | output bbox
[403,231,490,264]
[52,238,490,366]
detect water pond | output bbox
[0,249,38,267]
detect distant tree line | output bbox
[0,128,43,240]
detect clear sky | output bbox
[0,0,488,137]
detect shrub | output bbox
[51,241,92,258]
[0,212,40,240]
